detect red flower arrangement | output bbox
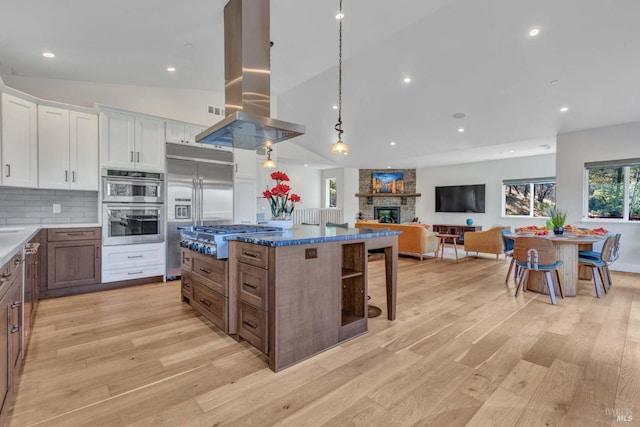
[263,171,302,220]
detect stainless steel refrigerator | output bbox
[166,144,234,278]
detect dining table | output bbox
[505,233,605,297]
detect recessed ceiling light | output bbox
[184,43,193,48]
[332,105,338,110]
[167,66,176,72]
[458,128,465,133]
[403,76,411,84]
[42,52,55,58]
[387,166,391,169]
[304,164,308,167]
[390,141,396,146]
[529,27,540,37]
[560,106,569,112]
[550,80,559,85]
[452,112,466,119]
[509,150,515,153]
[335,12,344,20]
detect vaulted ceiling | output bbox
[2,0,640,169]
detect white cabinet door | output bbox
[100,111,135,169]
[70,112,98,190]
[165,121,185,144]
[184,125,203,144]
[38,105,71,189]
[233,148,257,179]
[233,178,257,224]
[135,116,165,172]
[1,93,38,187]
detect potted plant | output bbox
[547,207,568,235]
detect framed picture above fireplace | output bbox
[372,172,404,194]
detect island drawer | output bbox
[192,283,227,331]
[48,227,101,241]
[181,272,194,300]
[233,242,268,269]
[237,263,268,310]
[181,248,193,271]
[238,302,267,353]
[192,253,227,295]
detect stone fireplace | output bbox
[358,169,418,222]
[374,206,401,223]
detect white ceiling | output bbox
[2,0,640,169]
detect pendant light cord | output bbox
[334,0,343,140]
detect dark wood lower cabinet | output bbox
[47,239,101,290]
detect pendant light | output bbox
[331,0,349,155]
[263,145,276,169]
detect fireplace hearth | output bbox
[374,206,400,224]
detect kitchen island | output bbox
[228,226,400,372]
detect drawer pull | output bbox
[0,274,9,283]
[10,301,20,309]
[199,298,212,307]
[241,251,259,259]
[243,320,258,329]
[14,258,24,265]
[199,267,211,274]
[65,232,84,236]
[128,271,144,275]
[11,325,19,334]
[182,283,191,289]
[243,282,258,289]
[127,255,144,259]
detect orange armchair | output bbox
[464,226,510,260]
[355,222,439,260]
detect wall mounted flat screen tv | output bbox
[435,184,486,213]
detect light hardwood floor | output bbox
[8,254,640,427]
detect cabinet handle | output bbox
[243,320,258,329]
[66,232,84,236]
[10,325,19,334]
[130,151,134,162]
[72,171,76,182]
[199,298,212,307]
[127,255,144,259]
[241,251,258,259]
[11,301,20,309]
[65,170,69,182]
[127,271,144,275]
[0,275,9,284]
[5,164,10,178]
[96,246,100,259]
[182,283,191,289]
[235,163,238,173]
[136,152,140,162]
[242,282,258,289]
[199,267,211,274]
[14,258,24,265]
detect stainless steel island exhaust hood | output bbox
[196,0,305,149]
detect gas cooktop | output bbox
[179,224,283,259]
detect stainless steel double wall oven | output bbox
[102,169,165,246]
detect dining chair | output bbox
[502,230,519,284]
[578,233,620,291]
[513,237,564,305]
[578,234,617,296]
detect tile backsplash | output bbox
[0,187,98,225]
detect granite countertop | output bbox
[228,225,402,247]
[0,223,101,267]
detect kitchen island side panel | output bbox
[269,242,341,372]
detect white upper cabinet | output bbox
[39,106,98,190]
[1,93,38,188]
[100,110,165,172]
[233,148,257,180]
[69,111,99,190]
[166,121,204,146]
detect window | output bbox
[585,159,640,221]
[503,177,556,217]
[326,178,337,208]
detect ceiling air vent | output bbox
[208,105,226,116]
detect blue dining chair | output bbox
[578,233,620,292]
[513,237,564,305]
[502,229,519,284]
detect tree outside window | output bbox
[327,178,337,208]
[586,161,640,221]
[504,179,555,217]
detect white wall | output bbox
[258,163,321,219]
[2,75,224,126]
[556,122,640,273]
[416,154,556,230]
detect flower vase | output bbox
[267,215,294,229]
[553,226,564,235]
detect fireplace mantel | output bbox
[355,192,421,205]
